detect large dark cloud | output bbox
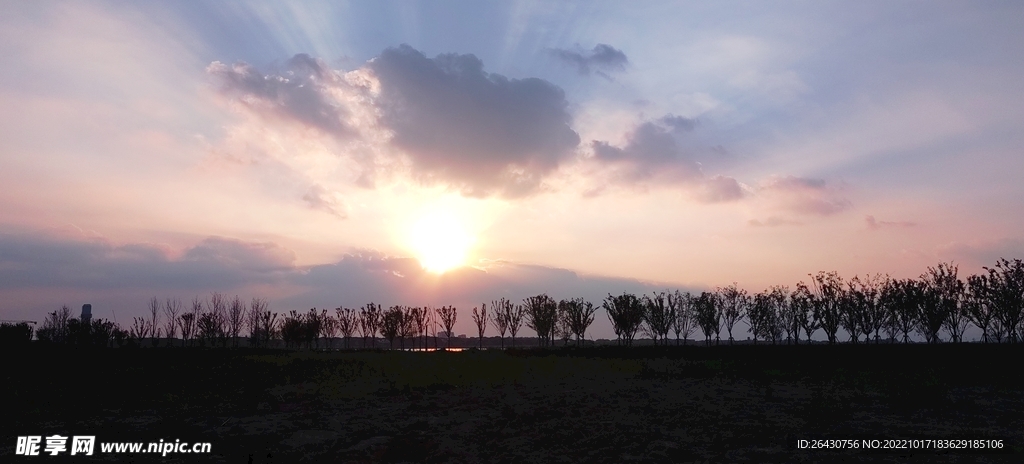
[208,54,353,136]
[209,46,581,198]
[0,234,295,292]
[369,45,581,197]
[0,234,693,337]
[549,44,629,77]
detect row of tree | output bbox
[8,258,1023,348]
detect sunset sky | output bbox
[2,1,1023,339]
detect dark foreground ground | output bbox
[3,344,1023,463]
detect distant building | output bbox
[457,334,467,338]
[81,304,92,325]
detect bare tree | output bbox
[228,295,245,348]
[668,290,696,345]
[320,309,338,350]
[507,303,526,348]
[922,263,967,343]
[208,292,228,347]
[850,275,886,343]
[603,293,644,346]
[524,294,558,347]
[560,297,597,346]
[792,282,818,343]
[436,305,457,349]
[981,258,1024,343]
[642,292,674,346]
[163,298,181,345]
[810,272,844,344]
[887,278,923,343]
[130,316,151,345]
[336,307,356,349]
[472,304,487,348]
[748,290,771,345]
[490,299,510,348]
[718,284,748,345]
[771,285,800,344]
[148,297,162,347]
[965,275,996,343]
[400,306,417,350]
[694,292,719,346]
[838,279,861,344]
[412,306,428,350]
[179,313,196,348]
[381,306,403,349]
[358,303,381,349]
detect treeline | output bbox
[4,258,1022,349]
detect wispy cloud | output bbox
[548,43,629,77]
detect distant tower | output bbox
[81,304,92,325]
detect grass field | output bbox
[3,345,1023,462]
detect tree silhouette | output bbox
[224,296,243,348]
[148,297,162,347]
[412,306,428,350]
[163,298,181,346]
[791,282,818,343]
[718,284,748,345]
[838,280,861,344]
[773,285,802,344]
[981,258,1024,343]
[925,263,967,343]
[965,275,996,343]
[560,297,597,346]
[668,290,696,345]
[748,291,771,345]
[507,303,525,348]
[886,278,923,344]
[0,322,34,347]
[472,304,487,348]
[130,316,151,346]
[810,271,844,344]
[208,293,228,347]
[849,275,885,343]
[694,292,719,346]
[603,293,643,346]
[524,294,558,347]
[642,292,674,346]
[400,306,417,350]
[436,305,457,349]
[336,307,356,349]
[381,306,403,350]
[320,309,338,350]
[37,305,72,344]
[358,303,381,349]
[490,298,511,348]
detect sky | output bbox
[2,1,1023,340]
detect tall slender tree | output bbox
[603,293,644,346]
[490,298,511,348]
[718,284,748,345]
[810,272,844,344]
[436,305,458,349]
[472,304,488,348]
[668,290,695,346]
[642,292,674,345]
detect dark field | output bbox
[3,345,1023,463]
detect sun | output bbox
[408,208,474,274]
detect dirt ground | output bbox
[4,346,1023,463]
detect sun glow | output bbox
[408,206,475,274]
